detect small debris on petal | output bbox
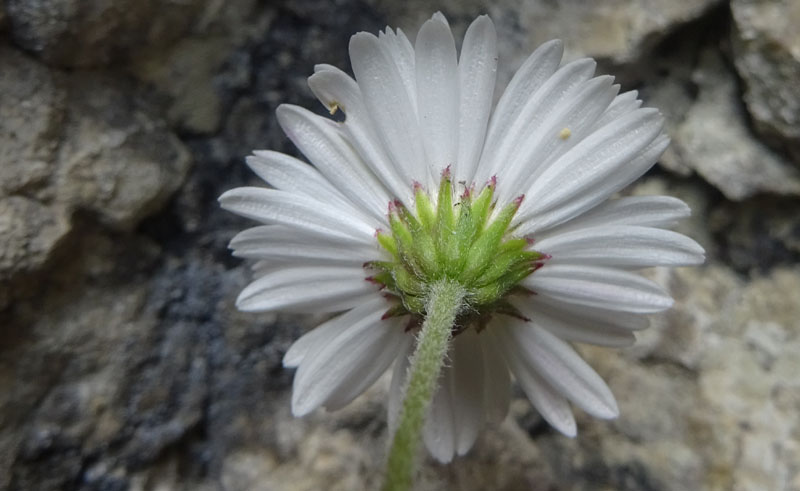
[559,127,571,140]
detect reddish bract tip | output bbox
[441,165,452,179]
[412,180,423,191]
[526,237,536,245]
[488,175,497,189]
[513,194,525,207]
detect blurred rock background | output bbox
[1,0,799,489]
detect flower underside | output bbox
[367,167,548,333]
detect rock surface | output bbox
[2,0,800,490]
[731,0,800,162]
[669,50,800,200]
[4,0,209,67]
[0,47,190,309]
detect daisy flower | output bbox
[220,13,704,463]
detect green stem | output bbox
[383,279,466,491]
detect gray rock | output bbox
[132,38,230,135]
[668,50,800,200]
[0,197,69,283]
[0,47,190,308]
[129,0,267,134]
[709,197,800,272]
[0,230,198,491]
[731,0,800,163]
[5,0,208,67]
[0,47,64,198]
[56,72,191,228]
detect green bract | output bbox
[367,168,547,331]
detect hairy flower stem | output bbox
[383,279,466,491]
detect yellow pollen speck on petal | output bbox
[559,128,571,140]
[328,102,340,115]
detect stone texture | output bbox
[5,0,209,68]
[709,196,800,272]
[731,0,800,163]
[0,229,203,491]
[662,49,800,200]
[0,47,190,308]
[56,72,191,227]
[129,0,266,135]
[133,38,230,135]
[0,47,63,197]
[2,0,800,490]
[0,197,69,284]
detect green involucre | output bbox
[368,170,546,330]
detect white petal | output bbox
[535,225,706,268]
[451,329,485,456]
[219,187,375,241]
[246,151,348,208]
[416,15,460,180]
[499,75,618,203]
[324,325,412,411]
[276,104,389,225]
[350,32,429,189]
[525,295,651,331]
[236,265,377,313]
[377,28,418,114]
[516,111,668,234]
[424,360,457,463]
[492,325,576,436]
[313,63,338,74]
[591,90,642,130]
[503,320,619,419]
[523,264,674,314]
[291,297,407,416]
[480,331,511,425]
[388,339,414,436]
[284,309,357,368]
[229,224,383,265]
[431,11,450,27]
[456,15,497,184]
[537,196,692,239]
[512,298,638,348]
[478,39,564,184]
[478,57,597,186]
[307,67,412,206]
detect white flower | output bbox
[220,13,705,463]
